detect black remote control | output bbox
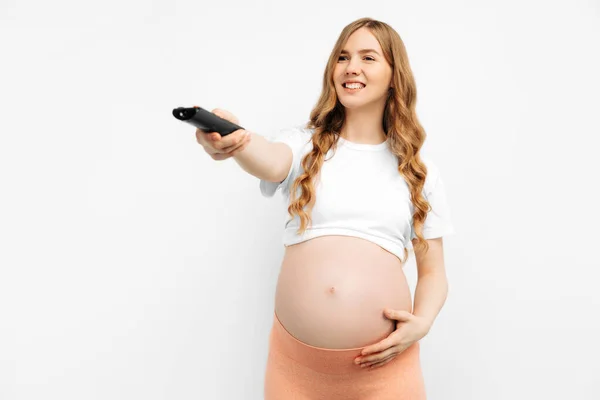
[172,106,244,137]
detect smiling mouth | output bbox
[342,83,366,88]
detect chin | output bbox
[338,97,370,108]
[340,103,363,110]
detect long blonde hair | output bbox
[289,17,433,260]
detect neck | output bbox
[340,100,387,144]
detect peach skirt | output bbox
[264,311,427,400]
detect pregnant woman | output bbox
[197,17,455,400]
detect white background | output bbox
[1,0,599,399]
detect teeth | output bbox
[345,83,365,89]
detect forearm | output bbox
[412,272,449,330]
[232,132,277,181]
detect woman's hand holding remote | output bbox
[195,108,252,161]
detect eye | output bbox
[337,56,376,61]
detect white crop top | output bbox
[259,126,455,263]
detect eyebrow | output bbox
[340,48,381,56]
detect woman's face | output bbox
[333,27,392,110]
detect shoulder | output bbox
[264,125,310,147]
[420,156,439,177]
[291,125,315,140]
[276,125,314,148]
[275,125,313,139]
[419,155,441,195]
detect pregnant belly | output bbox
[274,235,413,349]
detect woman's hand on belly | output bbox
[355,308,431,370]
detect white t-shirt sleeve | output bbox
[259,126,311,198]
[410,158,456,240]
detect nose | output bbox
[345,58,362,76]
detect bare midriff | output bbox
[274,235,413,349]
